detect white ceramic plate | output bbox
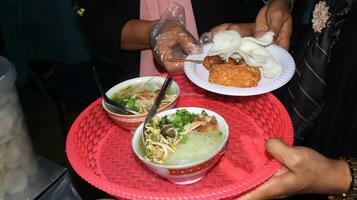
[183,44,295,96]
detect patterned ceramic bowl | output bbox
[102,76,179,131]
[132,107,229,185]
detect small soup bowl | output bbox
[132,107,229,185]
[102,76,179,131]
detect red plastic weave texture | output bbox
[66,74,293,200]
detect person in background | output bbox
[77,0,292,88]
[234,0,357,199]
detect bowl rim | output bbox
[102,76,180,118]
[131,107,230,169]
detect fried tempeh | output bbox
[208,62,261,87]
[203,55,238,70]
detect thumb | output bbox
[267,17,284,43]
[228,23,255,37]
[209,23,232,36]
[178,32,202,55]
[265,138,292,166]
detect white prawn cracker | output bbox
[208,30,282,79]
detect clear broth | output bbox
[164,130,224,165]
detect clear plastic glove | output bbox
[150,3,202,73]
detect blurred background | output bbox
[0,0,316,199]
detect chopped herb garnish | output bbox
[181,134,189,143]
[117,99,127,106]
[170,109,196,131]
[159,115,170,126]
[126,96,138,111]
[201,110,208,116]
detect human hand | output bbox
[208,23,255,38]
[234,138,351,200]
[151,21,201,73]
[200,23,255,45]
[255,0,292,50]
[151,3,201,73]
[206,0,292,50]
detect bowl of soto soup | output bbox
[102,76,179,131]
[132,107,229,185]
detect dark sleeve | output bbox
[192,0,255,35]
[305,7,357,158]
[79,0,140,61]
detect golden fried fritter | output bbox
[203,55,224,69]
[203,55,238,70]
[208,62,261,87]
[225,57,239,65]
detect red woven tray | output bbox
[66,74,293,200]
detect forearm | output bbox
[121,20,157,50]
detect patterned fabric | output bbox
[285,0,356,145]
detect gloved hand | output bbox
[150,3,202,73]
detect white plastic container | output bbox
[0,56,37,198]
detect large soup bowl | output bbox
[102,76,179,131]
[132,107,229,185]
